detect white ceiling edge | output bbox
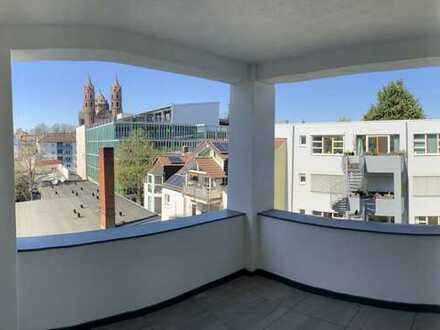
[258,35,440,83]
[3,24,440,85]
[2,24,249,84]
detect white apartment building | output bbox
[276,119,440,225]
[36,132,76,170]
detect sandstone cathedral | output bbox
[78,76,122,126]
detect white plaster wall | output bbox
[0,45,17,330]
[228,80,275,271]
[17,217,245,330]
[172,102,219,126]
[259,215,440,305]
[161,188,185,220]
[406,120,440,223]
[75,125,87,179]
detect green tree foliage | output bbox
[363,80,425,120]
[115,129,157,204]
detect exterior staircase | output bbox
[347,161,363,191]
[331,156,365,215]
[332,197,349,213]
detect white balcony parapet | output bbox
[259,210,440,307]
[17,211,245,330]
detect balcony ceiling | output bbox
[1,0,439,63]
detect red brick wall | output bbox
[99,147,115,229]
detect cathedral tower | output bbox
[79,76,95,126]
[111,76,122,119]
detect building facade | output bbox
[276,119,440,225]
[144,153,188,214]
[139,102,220,126]
[160,141,228,220]
[82,108,228,183]
[36,132,76,170]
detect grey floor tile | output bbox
[92,276,417,330]
[266,309,344,330]
[223,297,290,330]
[412,313,440,330]
[293,294,360,326]
[253,279,308,305]
[348,305,415,330]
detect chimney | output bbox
[99,147,115,229]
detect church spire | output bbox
[111,75,122,119]
[79,75,95,126]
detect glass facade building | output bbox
[86,121,228,182]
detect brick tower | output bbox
[111,76,122,119]
[79,76,95,126]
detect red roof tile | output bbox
[194,158,225,178]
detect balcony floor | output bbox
[94,275,440,330]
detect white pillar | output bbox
[228,80,275,271]
[0,47,18,328]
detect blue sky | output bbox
[11,61,440,129]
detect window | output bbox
[298,209,305,214]
[357,135,400,155]
[414,134,440,154]
[312,135,343,154]
[323,212,333,218]
[164,194,170,205]
[368,215,395,223]
[413,176,440,196]
[415,216,440,225]
[299,173,306,184]
[312,210,322,216]
[299,135,307,146]
[333,212,344,219]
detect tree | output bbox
[50,123,75,132]
[15,144,41,201]
[337,116,351,122]
[30,123,49,136]
[363,80,425,120]
[115,129,157,204]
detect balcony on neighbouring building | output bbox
[183,184,224,201]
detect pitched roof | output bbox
[35,159,62,167]
[37,132,76,144]
[149,153,190,176]
[194,158,225,178]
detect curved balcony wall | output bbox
[259,210,440,308]
[17,211,245,330]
